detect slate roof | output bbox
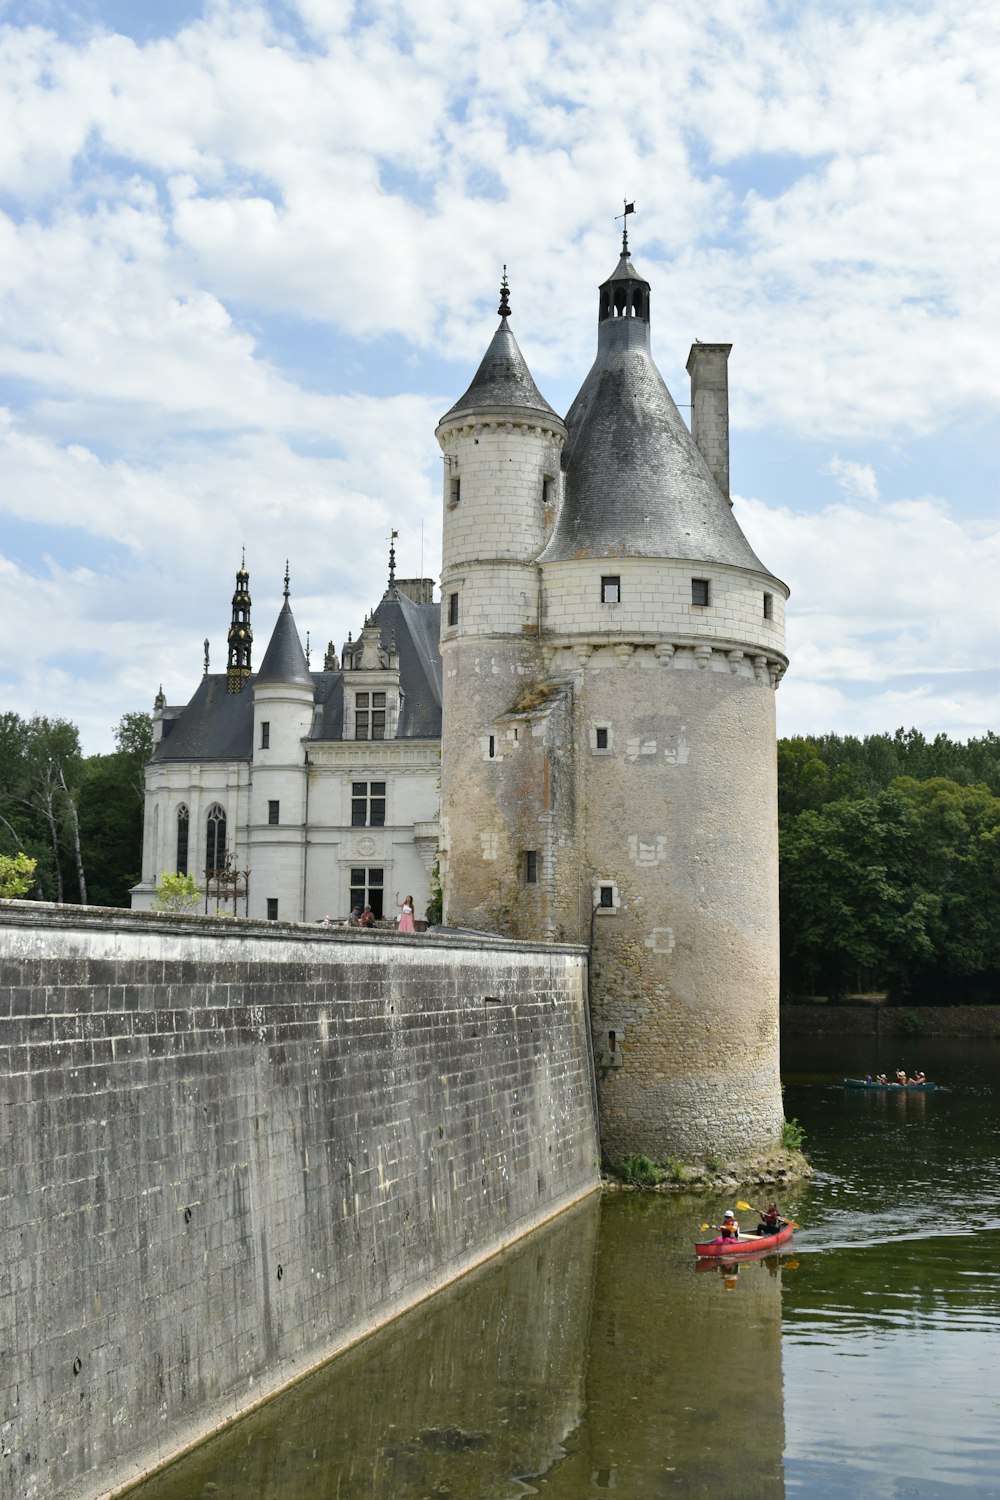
[151,590,442,764]
[440,318,561,425]
[539,257,774,577]
[255,598,312,686]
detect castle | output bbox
[134,227,789,1162]
[130,560,443,923]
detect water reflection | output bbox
[134,1192,790,1500]
[132,1036,1000,1500]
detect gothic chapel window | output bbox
[205,804,226,875]
[176,805,189,875]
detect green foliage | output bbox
[897,1010,921,1037]
[0,852,37,898]
[0,712,85,902]
[154,871,202,913]
[78,713,153,907]
[705,1153,723,1173]
[781,1117,806,1151]
[425,859,443,926]
[618,1153,664,1187]
[778,732,1000,1005]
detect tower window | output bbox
[601,575,621,604]
[542,476,553,505]
[595,727,609,751]
[449,475,461,505]
[176,805,189,876]
[448,592,459,627]
[524,850,538,885]
[349,867,384,919]
[763,592,773,620]
[351,781,386,828]
[599,885,614,908]
[260,721,270,749]
[268,801,279,825]
[691,578,710,607]
[266,898,278,922]
[355,691,386,740]
[488,735,496,759]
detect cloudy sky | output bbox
[1,0,997,755]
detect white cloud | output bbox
[0,0,997,751]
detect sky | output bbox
[0,0,997,756]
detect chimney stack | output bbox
[685,343,732,504]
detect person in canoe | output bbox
[895,1068,907,1085]
[718,1209,740,1241]
[756,1203,784,1235]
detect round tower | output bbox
[435,271,567,930]
[537,233,789,1163]
[250,567,314,922]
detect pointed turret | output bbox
[255,565,312,687]
[226,555,253,693]
[542,242,767,569]
[441,267,559,425]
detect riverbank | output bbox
[780,1003,1000,1037]
[603,1147,811,1193]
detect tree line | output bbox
[0,711,152,908]
[1,714,997,1003]
[779,729,999,1004]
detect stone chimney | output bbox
[685,343,732,504]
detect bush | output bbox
[154,871,202,913]
[0,852,37,898]
[781,1117,806,1151]
[618,1153,664,1187]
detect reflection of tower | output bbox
[439,232,790,1163]
[560,1200,787,1498]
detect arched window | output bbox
[205,805,227,875]
[614,286,627,317]
[631,288,646,319]
[176,805,189,875]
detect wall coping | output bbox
[0,899,588,958]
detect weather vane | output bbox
[615,199,635,255]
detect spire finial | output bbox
[498,264,511,319]
[616,198,635,256]
[388,528,398,584]
[203,638,210,676]
[305,629,311,668]
[283,561,290,601]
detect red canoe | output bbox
[695,1222,794,1258]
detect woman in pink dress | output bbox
[395,892,416,933]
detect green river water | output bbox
[133,1032,1000,1499]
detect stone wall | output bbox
[0,904,598,1500]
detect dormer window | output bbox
[355,691,386,740]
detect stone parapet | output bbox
[0,904,597,1500]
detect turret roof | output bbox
[440,318,559,425]
[539,252,774,576]
[255,597,313,687]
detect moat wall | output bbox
[0,905,599,1500]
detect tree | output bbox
[78,712,153,907]
[779,791,935,1001]
[0,714,85,902]
[0,852,37,898]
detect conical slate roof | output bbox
[539,255,772,574]
[441,318,559,424]
[255,598,313,687]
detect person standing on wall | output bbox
[395,892,416,933]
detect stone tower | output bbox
[439,238,789,1164]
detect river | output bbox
[132,1032,1000,1499]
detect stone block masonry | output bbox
[0,904,598,1500]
